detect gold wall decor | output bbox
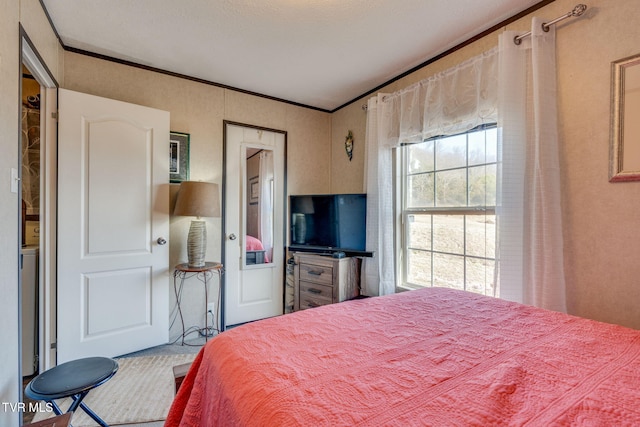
[345,130,354,161]
[610,53,640,182]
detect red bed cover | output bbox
[166,287,640,426]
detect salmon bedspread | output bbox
[166,287,640,426]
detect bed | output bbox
[166,287,640,426]
[245,235,270,264]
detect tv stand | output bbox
[293,253,361,311]
[287,246,374,258]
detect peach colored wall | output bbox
[332,0,640,329]
[0,2,23,422]
[1,0,63,423]
[330,104,367,193]
[62,52,332,338]
[4,8,640,417]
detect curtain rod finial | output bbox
[573,4,587,17]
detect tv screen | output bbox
[289,194,368,255]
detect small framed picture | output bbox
[249,176,259,204]
[170,132,190,183]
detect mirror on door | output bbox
[244,148,274,267]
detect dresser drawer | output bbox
[299,281,333,301]
[298,293,332,310]
[299,263,333,285]
[293,253,361,312]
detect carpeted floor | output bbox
[119,337,205,357]
[26,338,205,426]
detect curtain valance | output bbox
[378,47,498,147]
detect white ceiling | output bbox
[41,0,543,111]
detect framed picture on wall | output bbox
[249,176,259,204]
[170,131,190,183]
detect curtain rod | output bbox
[361,3,588,111]
[514,3,587,45]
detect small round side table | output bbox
[173,262,223,345]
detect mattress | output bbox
[166,287,640,426]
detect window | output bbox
[401,125,498,297]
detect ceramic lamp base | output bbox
[187,219,207,267]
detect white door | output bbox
[224,122,285,327]
[57,89,170,362]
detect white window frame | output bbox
[398,124,497,295]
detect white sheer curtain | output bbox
[258,150,274,262]
[363,50,498,296]
[363,94,396,296]
[497,18,566,312]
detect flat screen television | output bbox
[289,193,372,257]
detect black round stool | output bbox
[25,357,119,427]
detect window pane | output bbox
[466,258,496,296]
[407,173,434,207]
[433,253,464,290]
[469,127,498,166]
[468,130,487,166]
[407,249,432,286]
[435,134,466,170]
[468,165,496,207]
[433,215,463,254]
[485,127,497,163]
[408,140,434,174]
[407,215,431,250]
[465,215,496,259]
[401,126,497,297]
[435,169,466,206]
[485,164,496,206]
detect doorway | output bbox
[20,64,40,378]
[19,29,58,426]
[223,121,287,327]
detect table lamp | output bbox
[174,181,221,267]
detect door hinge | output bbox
[51,111,59,120]
[50,342,57,349]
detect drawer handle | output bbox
[307,270,323,276]
[308,288,322,294]
[305,300,320,308]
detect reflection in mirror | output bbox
[610,53,640,182]
[245,148,274,265]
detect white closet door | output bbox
[57,88,170,362]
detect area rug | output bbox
[32,353,196,426]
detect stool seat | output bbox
[25,357,119,427]
[26,357,118,399]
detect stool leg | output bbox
[48,400,64,416]
[66,391,108,427]
[79,401,109,427]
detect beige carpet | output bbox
[32,353,196,426]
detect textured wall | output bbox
[332,0,640,329]
[554,0,640,328]
[0,2,22,424]
[0,1,62,424]
[4,6,640,425]
[62,52,332,339]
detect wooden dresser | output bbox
[293,253,360,311]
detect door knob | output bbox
[229,233,237,240]
[157,237,167,245]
